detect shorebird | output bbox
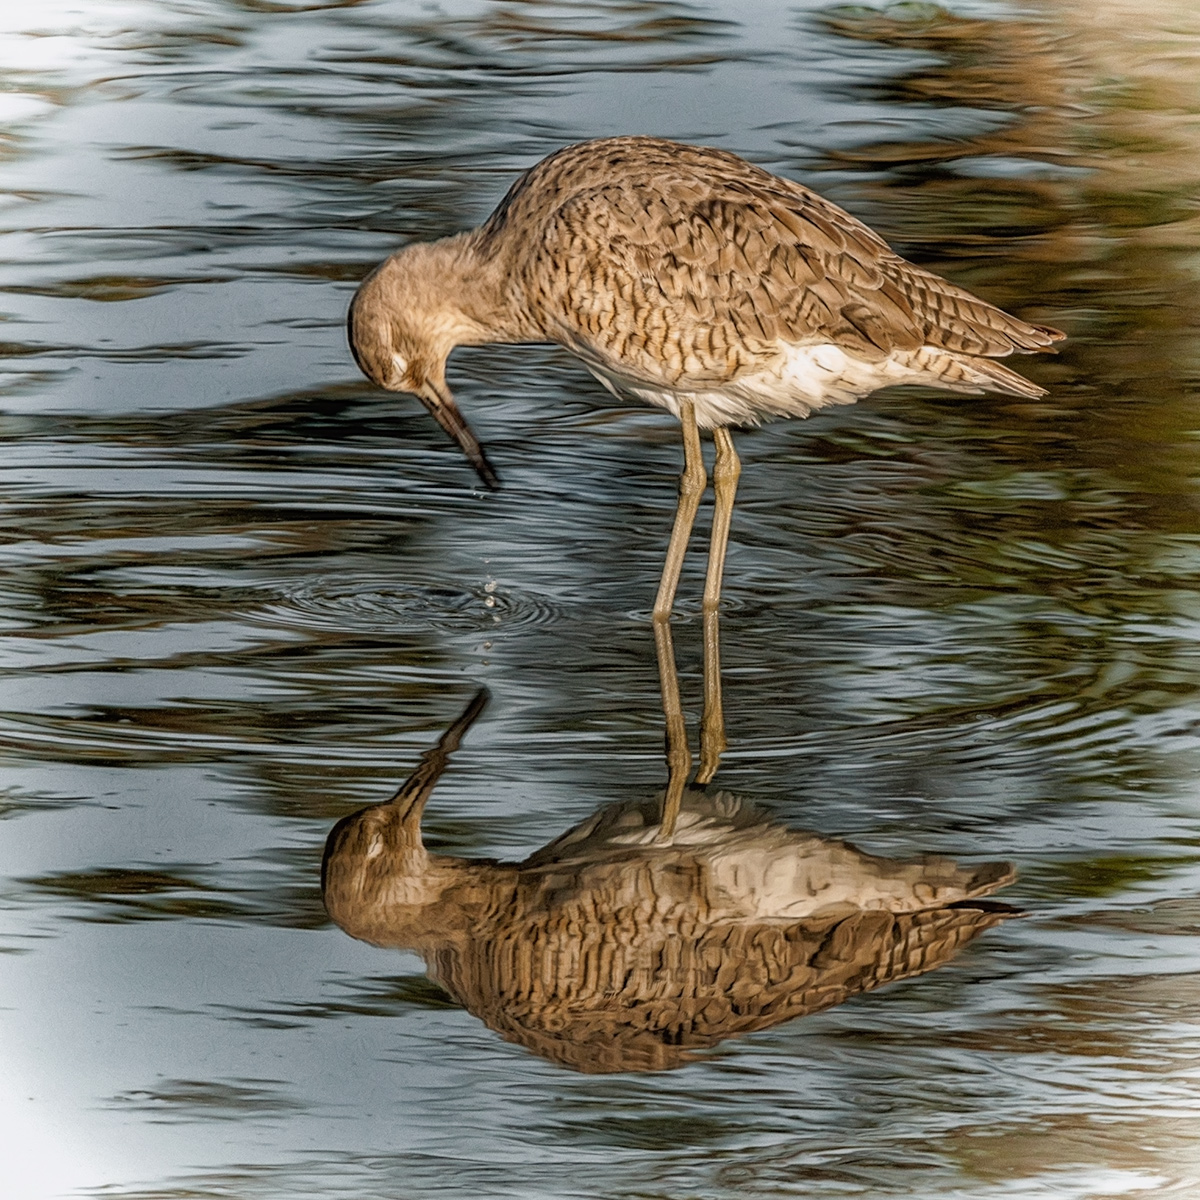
[347,136,1063,620]
[322,690,1018,1072]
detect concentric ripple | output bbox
[259,573,568,635]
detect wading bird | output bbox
[321,690,1018,1071]
[348,136,1063,618]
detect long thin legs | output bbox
[654,618,689,840]
[702,427,741,614]
[696,427,740,785]
[652,400,706,620]
[653,400,704,839]
[653,415,740,835]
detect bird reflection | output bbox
[321,690,1018,1074]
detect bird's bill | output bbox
[416,380,501,490]
[383,688,490,840]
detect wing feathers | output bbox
[493,137,1063,393]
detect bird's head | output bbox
[321,690,492,948]
[320,798,444,947]
[347,241,500,489]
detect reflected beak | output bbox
[385,688,491,843]
[415,380,501,491]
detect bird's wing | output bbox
[430,901,1018,1072]
[513,141,1061,388]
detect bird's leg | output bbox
[696,427,740,785]
[695,605,724,786]
[652,400,706,621]
[652,401,706,838]
[653,616,689,841]
[701,427,740,613]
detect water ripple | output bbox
[3,0,1200,1196]
[259,573,567,635]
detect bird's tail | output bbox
[902,346,1049,398]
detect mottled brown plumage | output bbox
[348,136,1064,614]
[483,138,1061,410]
[321,692,1019,1073]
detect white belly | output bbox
[585,342,921,429]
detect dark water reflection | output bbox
[2,0,1200,1196]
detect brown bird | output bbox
[321,691,1019,1072]
[348,136,1063,617]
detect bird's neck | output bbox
[421,232,541,347]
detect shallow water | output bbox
[2,0,1200,1196]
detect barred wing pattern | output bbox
[324,776,1018,1074]
[482,137,1062,413]
[431,876,1015,1074]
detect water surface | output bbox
[2,1,1200,1196]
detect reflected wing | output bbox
[428,900,1018,1073]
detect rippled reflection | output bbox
[4,0,1200,1195]
[323,680,1016,1072]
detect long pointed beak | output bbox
[386,688,491,842]
[416,380,501,490]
